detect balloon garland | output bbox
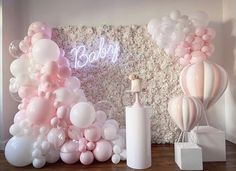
[148,10,228,139]
[6,22,126,168]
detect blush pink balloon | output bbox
[28,21,52,38]
[86,142,96,151]
[58,66,71,79]
[93,140,112,162]
[26,97,52,124]
[84,125,102,142]
[206,28,216,39]
[60,140,80,164]
[31,32,50,44]
[179,57,190,66]
[191,37,204,51]
[195,27,206,36]
[185,35,194,43]
[80,151,94,165]
[168,96,203,132]
[180,61,228,109]
[18,86,37,99]
[175,46,189,57]
[19,40,30,53]
[190,51,207,64]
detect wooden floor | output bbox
[0,141,236,171]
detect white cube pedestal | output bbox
[191,126,226,162]
[175,142,203,170]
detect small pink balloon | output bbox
[201,46,210,53]
[179,57,190,66]
[57,57,70,67]
[60,49,65,57]
[43,61,59,75]
[60,140,80,164]
[19,40,30,53]
[28,21,52,38]
[185,35,194,43]
[84,125,102,142]
[58,66,71,79]
[79,138,88,146]
[195,27,206,36]
[9,40,23,58]
[80,151,94,165]
[202,34,211,41]
[184,53,191,60]
[86,142,96,151]
[93,140,112,162]
[191,37,204,51]
[24,36,31,45]
[68,126,83,141]
[79,144,87,153]
[31,32,50,44]
[175,46,189,57]
[190,51,207,64]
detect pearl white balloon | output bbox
[113,145,121,154]
[5,136,33,167]
[120,149,127,161]
[147,19,160,34]
[46,147,60,163]
[95,110,107,123]
[10,58,29,77]
[9,124,22,136]
[32,157,46,168]
[65,76,81,90]
[102,124,117,140]
[32,39,60,65]
[111,154,120,164]
[70,102,96,128]
[32,148,42,158]
[112,135,126,149]
[170,10,181,20]
[47,128,65,147]
[105,119,119,129]
[54,87,74,106]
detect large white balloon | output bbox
[32,39,60,65]
[10,58,29,77]
[70,102,96,128]
[5,136,34,167]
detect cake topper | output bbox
[127,73,144,107]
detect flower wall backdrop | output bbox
[52,25,183,143]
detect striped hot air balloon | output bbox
[179,60,228,109]
[168,96,203,132]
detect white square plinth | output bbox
[191,126,226,162]
[175,142,203,170]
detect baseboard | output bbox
[0,140,7,151]
[226,134,236,144]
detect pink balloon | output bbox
[58,66,71,79]
[168,96,203,132]
[60,140,80,164]
[191,37,204,51]
[26,97,53,124]
[86,142,96,151]
[18,86,37,99]
[185,35,194,43]
[179,57,190,66]
[68,126,83,141]
[84,125,102,142]
[19,40,30,53]
[28,21,52,38]
[175,46,189,57]
[180,61,228,109]
[80,151,94,165]
[190,51,206,64]
[78,144,87,153]
[31,32,50,44]
[43,61,59,75]
[57,57,70,67]
[195,27,206,37]
[93,140,112,162]
[202,34,211,41]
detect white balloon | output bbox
[113,145,121,154]
[54,87,74,105]
[41,141,51,152]
[95,110,107,123]
[32,39,60,65]
[105,119,119,130]
[65,76,81,90]
[46,147,60,163]
[32,148,42,158]
[170,10,181,20]
[9,124,22,136]
[5,136,33,167]
[190,11,209,27]
[10,58,29,77]
[70,102,96,128]
[56,106,68,119]
[102,124,117,140]
[32,157,46,168]
[120,149,127,161]
[147,19,160,34]
[112,135,125,149]
[47,128,65,147]
[111,154,120,164]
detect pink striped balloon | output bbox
[180,61,228,109]
[168,96,203,132]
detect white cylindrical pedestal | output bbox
[125,106,152,169]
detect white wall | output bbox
[0,0,21,149]
[1,0,232,149]
[223,0,236,144]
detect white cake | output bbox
[131,79,141,92]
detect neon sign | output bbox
[70,37,120,68]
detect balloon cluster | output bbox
[147,10,216,66]
[5,21,126,168]
[164,11,228,142]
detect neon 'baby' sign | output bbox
[70,37,120,68]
